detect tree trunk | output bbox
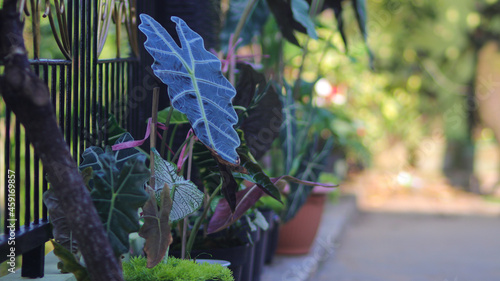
[0,2,123,280]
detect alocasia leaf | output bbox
[139,185,173,268]
[234,64,283,160]
[79,132,141,172]
[91,152,150,256]
[237,151,281,202]
[208,175,335,233]
[152,148,204,221]
[139,14,241,165]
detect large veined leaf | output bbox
[91,152,150,256]
[152,148,204,221]
[79,133,140,173]
[139,14,241,165]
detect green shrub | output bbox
[123,256,234,281]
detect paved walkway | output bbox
[313,212,500,281]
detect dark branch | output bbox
[0,3,124,281]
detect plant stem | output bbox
[160,106,174,157]
[292,38,310,100]
[228,0,259,85]
[171,134,194,164]
[150,87,160,189]
[185,182,223,254]
[231,0,259,46]
[167,124,179,162]
[181,136,196,259]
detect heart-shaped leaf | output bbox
[139,185,173,268]
[91,153,150,256]
[139,14,241,165]
[152,148,204,221]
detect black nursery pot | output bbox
[170,243,251,281]
[239,227,260,281]
[265,212,281,265]
[252,209,275,281]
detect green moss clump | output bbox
[123,256,234,281]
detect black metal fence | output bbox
[0,0,140,277]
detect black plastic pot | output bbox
[170,243,250,281]
[264,213,280,265]
[252,209,275,281]
[239,227,260,281]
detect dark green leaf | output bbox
[266,0,309,46]
[79,133,141,173]
[91,153,150,256]
[217,160,238,213]
[235,64,283,160]
[105,114,127,145]
[139,15,241,165]
[237,152,281,202]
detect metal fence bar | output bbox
[0,0,140,277]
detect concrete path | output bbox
[313,212,500,281]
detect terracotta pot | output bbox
[276,193,327,255]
